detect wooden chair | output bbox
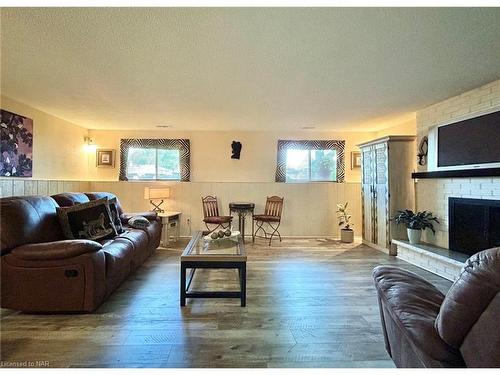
[201,196,233,232]
[252,196,284,246]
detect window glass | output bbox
[157,149,181,180]
[285,149,337,182]
[311,149,337,181]
[285,149,309,182]
[126,147,181,180]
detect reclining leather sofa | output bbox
[373,247,500,368]
[1,192,161,313]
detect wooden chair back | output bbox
[202,196,220,218]
[264,196,284,219]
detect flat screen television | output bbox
[427,108,500,171]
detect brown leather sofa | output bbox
[373,247,500,368]
[1,192,161,313]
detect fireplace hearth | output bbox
[449,197,500,256]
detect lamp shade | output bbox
[144,187,170,200]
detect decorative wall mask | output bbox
[231,141,242,159]
[417,136,428,166]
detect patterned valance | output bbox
[119,139,190,181]
[275,140,345,182]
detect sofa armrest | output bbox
[120,211,158,223]
[11,240,102,261]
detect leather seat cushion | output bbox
[203,216,232,224]
[100,238,134,295]
[115,229,149,250]
[373,266,463,364]
[253,214,280,222]
[115,229,150,269]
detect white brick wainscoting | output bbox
[393,240,466,281]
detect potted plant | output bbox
[337,202,354,243]
[393,209,439,244]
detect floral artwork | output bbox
[0,109,33,177]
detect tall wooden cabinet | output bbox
[358,136,416,255]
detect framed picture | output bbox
[0,109,33,177]
[351,151,362,169]
[96,149,115,167]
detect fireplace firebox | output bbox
[449,197,500,256]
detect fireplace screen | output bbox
[449,197,500,256]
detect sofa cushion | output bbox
[115,229,150,269]
[11,240,102,260]
[51,192,90,207]
[1,196,64,255]
[115,229,149,250]
[56,198,117,241]
[373,266,462,365]
[100,238,134,295]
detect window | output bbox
[119,139,190,181]
[126,148,180,180]
[275,140,345,182]
[285,149,337,182]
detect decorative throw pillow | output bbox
[57,197,118,241]
[108,197,125,234]
[128,216,150,230]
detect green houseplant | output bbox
[337,202,354,243]
[393,209,439,244]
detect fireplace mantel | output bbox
[412,167,500,179]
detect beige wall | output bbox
[375,118,416,138]
[89,180,362,237]
[1,95,90,180]
[415,79,500,248]
[88,129,377,183]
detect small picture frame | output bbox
[96,149,115,168]
[351,151,362,169]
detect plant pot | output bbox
[407,228,422,244]
[341,229,354,243]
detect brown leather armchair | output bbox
[1,193,162,313]
[373,247,500,368]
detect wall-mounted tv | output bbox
[428,108,500,171]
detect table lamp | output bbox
[144,187,170,213]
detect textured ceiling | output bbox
[1,7,500,131]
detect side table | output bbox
[158,211,182,246]
[229,202,255,243]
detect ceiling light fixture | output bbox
[301,126,316,130]
[156,125,172,128]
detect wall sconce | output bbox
[144,187,170,212]
[84,136,97,152]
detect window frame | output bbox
[119,139,190,182]
[275,140,345,183]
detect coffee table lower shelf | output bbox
[180,261,247,307]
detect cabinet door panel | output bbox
[375,143,389,248]
[361,147,374,243]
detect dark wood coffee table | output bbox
[180,231,247,307]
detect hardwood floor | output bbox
[0,238,452,368]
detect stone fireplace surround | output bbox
[395,196,500,281]
[399,79,500,280]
